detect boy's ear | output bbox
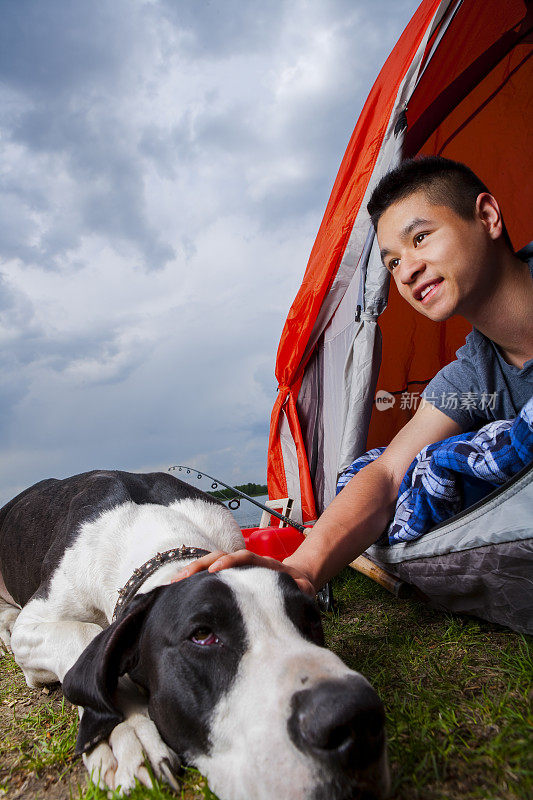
[476,192,503,240]
[62,588,163,754]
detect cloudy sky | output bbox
[0,0,419,505]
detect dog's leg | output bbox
[84,706,180,794]
[10,602,103,687]
[0,597,20,653]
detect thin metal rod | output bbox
[168,465,305,533]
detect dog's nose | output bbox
[288,676,385,770]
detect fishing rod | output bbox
[168,465,306,534]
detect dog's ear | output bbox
[62,588,162,754]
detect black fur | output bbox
[63,573,247,759]
[279,571,325,647]
[63,589,162,752]
[0,470,222,606]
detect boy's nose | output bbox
[398,253,425,285]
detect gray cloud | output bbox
[157,0,285,58]
[0,0,136,98]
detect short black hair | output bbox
[367,156,512,248]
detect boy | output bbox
[175,157,533,595]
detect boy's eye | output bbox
[388,258,399,272]
[414,233,427,245]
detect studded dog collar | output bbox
[112,545,209,622]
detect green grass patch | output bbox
[12,697,77,770]
[1,689,78,772]
[75,766,216,800]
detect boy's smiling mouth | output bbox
[413,277,444,303]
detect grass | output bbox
[1,568,531,799]
[7,696,78,771]
[73,766,218,800]
[323,570,533,799]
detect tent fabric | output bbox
[267,0,533,521]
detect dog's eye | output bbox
[190,627,220,646]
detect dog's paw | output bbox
[83,741,119,792]
[84,713,180,794]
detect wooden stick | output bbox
[349,554,410,598]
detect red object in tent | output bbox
[242,526,306,561]
[267,0,533,523]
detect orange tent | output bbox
[267,0,532,523]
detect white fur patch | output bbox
[195,568,377,800]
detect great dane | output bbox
[0,470,389,800]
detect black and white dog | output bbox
[0,470,389,800]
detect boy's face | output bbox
[376,190,495,323]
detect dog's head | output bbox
[63,567,389,800]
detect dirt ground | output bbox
[0,660,86,799]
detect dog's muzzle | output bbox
[288,676,386,774]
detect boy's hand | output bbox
[171,549,316,597]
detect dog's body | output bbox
[0,470,389,800]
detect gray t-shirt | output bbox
[422,249,533,431]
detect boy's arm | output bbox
[173,403,462,594]
[283,402,462,591]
